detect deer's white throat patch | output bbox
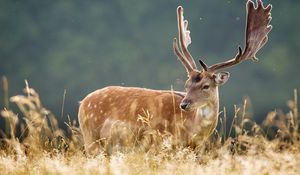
[196,104,216,127]
[197,104,213,119]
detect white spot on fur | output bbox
[130,100,138,117]
[203,108,211,117]
[88,103,91,108]
[100,118,114,138]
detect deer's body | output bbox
[79,86,219,153]
[78,0,272,155]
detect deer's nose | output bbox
[180,101,190,110]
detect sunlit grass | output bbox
[0,82,299,174]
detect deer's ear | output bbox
[214,72,230,86]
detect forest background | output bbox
[0,0,298,130]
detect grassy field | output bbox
[0,83,299,174]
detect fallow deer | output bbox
[78,0,272,154]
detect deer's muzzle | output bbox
[180,100,191,111]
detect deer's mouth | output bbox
[181,102,208,111]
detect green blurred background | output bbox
[0,0,299,129]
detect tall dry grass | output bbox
[0,81,299,174]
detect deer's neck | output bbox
[192,89,219,134]
[195,101,218,125]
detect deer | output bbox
[78,0,272,154]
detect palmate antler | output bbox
[207,0,272,72]
[173,0,272,73]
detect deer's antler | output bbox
[207,0,272,72]
[173,6,197,73]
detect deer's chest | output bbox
[187,106,217,134]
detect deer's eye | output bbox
[192,75,201,83]
[203,85,210,90]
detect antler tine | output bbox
[199,59,208,71]
[177,6,197,70]
[173,38,194,73]
[208,0,272,72]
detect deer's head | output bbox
[174,0,272,111]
